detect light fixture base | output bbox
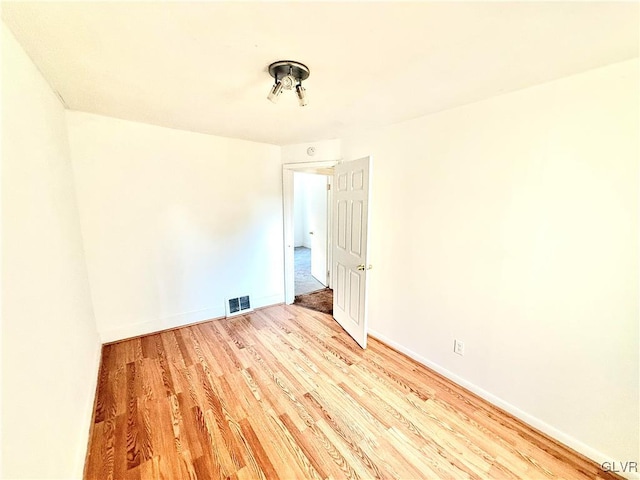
[268,61,310,82]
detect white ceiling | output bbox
[2,2,638,145]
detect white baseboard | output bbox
[251,293,284,310]
[368,329,638,480]
[74,339,102,479]
[99,306,223,343]
[99,294,285,343]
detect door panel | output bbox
[332,157,371,348]
[349,271,360,322]
[337,199,347,249]
[336,263,346,310]
[351,201,363,255]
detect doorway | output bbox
[293,172,328,295]
[283,161,337,308]
[283,157,372,348]
[292,171,332,314]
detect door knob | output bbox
[309,231,314,235]
[357,264,373,271]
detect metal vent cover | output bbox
[225,295,253,317]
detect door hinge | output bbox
[327,183,331,190]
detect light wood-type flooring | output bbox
[85,304,620,479]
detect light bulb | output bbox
[281,75,296,90]
[267,81,283,103]
[296,84,307,107]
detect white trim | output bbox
[326,175,334,289]
[283,160,339,304]
[368,329,638,480]
[282,160,340,171]
[99,307,221,343]
[99,294,284,342]
[283,168,295,303]
[75,340,102,479]
[251,293,284,310]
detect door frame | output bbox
[283,161,338,304]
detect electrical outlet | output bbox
[454,339,465,356]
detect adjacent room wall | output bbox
[294,174,308,247]
[65,112,284,342]
[341,59,639,466]
[302,173,329,253]
[1,24,102,479]
[294,172,329,249]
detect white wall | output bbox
[341,59,639,468]
[293,174,308,247]
[282,138,341,164]
[2,15,635,477]
[294,173,328,248]
[1,24,102,479]
[65,112,284,342]
[304,174,329,249]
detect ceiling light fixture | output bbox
[267,60,310,106]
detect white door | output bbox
[332,157,371,348]
[309,175,328,285]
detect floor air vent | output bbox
[225,295,253,317]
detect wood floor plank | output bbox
[85,304,623,480]
[246,408,311,480]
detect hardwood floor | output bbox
[85,304,619,479]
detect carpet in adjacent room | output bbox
[294,288,333,315]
